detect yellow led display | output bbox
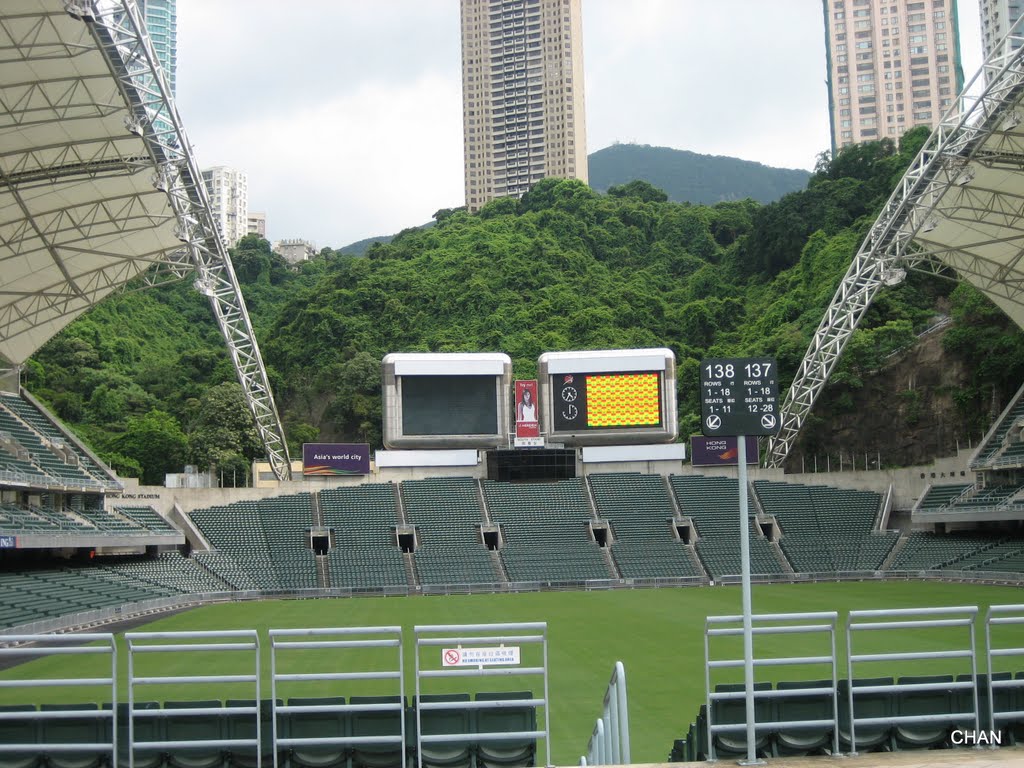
[586,373,661,427]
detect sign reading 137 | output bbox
[699,356,780,437]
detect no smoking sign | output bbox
[441,646,521,667]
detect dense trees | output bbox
[22,132,1024,481]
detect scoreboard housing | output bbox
[382,352,512,449]
[538,348,678,446]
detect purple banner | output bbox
[302,443,371,476]
[690,435,758,467]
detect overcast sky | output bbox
[175,1,982,250]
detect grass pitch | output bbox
[2,580,1021,763]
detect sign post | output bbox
[700,358,779,765]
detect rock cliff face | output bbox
[787,330,992,471]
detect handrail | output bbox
[581,661,629,766]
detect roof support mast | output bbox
[69,0,292,480]
[766,28,1024,469]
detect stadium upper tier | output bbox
[0,391,119,491]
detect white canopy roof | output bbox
[0,1,187,365]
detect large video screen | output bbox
[539,348,677,446]
[382,352,512,450]
[552,371,663,431]
[401,375,498,435]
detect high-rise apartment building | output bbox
[141,0,177,97]
[980,0,1024,61]
[461,0,588,211]
[822,0,963,152]
[201,166,248,248]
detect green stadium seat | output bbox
[349,696,406,768]
[39,703,108,768]
[164,700,225,768]
[122,701,164,768]
[709,682,772,759]
[837,677,894,753]
[282,696,348,768]
[225,699,278,768]
[893,675,955,750]
[474,692,536,768]
[772,680,835,756]
[417,693,473,768]
[0,704,40,768]
[952,673,1003,737]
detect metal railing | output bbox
[414,622,551,768]
[985,604,1024,733]
[705,611,839,760]
[0,633,117,764]
[125,629,261,768]
[580,661,629,766]
[845,606,979,754]
[270,626,405,768]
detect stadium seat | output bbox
[709,682,772,759]
[164,700,226,768]
[416,693,473,768]
[39,703,108,768]
[1011,672,1024,744]
[837,677,894,753]
[225,699,279,768]
[0,704,40,768]
[122,701,164,768]
[349,695,406,768]
[893,675,954,750]
[688,704,710,762]
[772,680,836,756]
[474,692,536,768]
[282,696,348,768]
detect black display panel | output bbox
[401,375,498,435]
[552,371,663,431]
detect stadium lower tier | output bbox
[675,673,1024,761]
[0,694,538,768]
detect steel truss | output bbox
[71,0,292,480]
[766,32,1024,469]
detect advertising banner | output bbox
[690,435,758,466]
[302,443,371,476]
[514,379,542,447]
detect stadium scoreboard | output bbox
[382,352,512,449]
[539,349,678,446]
[700,357,780,437]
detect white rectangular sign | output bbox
[441,646,521,667]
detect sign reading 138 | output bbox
[699,357,780,437]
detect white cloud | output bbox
[176,1,984,248]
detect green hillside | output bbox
[23,128,1024,481]
[588,143,811,205]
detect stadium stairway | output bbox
[587,472,704,580]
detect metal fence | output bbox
[704,611,839,760]
[0,633,117,764]
[580,660,629,766]
[414,622,551,768]
[269,626,405,768]
[845,606,979,753]
[125,629,261,768]
[985,603,1024,734]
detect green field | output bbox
[2,580,1022,764]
